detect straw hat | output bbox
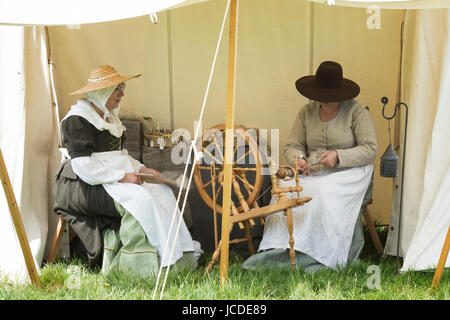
[70,65,141,95]
[295,61,359,102]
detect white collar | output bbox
[62,99,126,138]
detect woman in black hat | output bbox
[285,61,377,173]
[243,61,377,273]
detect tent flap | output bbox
[383,9,450,272]
[0,26,57,284]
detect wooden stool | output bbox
[47,216,68,263]
[362,199,384,255]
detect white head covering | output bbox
[85,83,126,120]
[85,85,116,120]
[82,83,127,137]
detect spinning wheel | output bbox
[193,124,264,259]
[193,124,312,273]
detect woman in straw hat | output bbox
[54,65,200,277]
[243,61,377,273]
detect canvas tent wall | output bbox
[0,0,449,284]
[385,9,450,271]
[0,26,57,283]
[47,1,404,226]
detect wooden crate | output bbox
[122,120,142,151]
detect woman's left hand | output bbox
[139,167,161,177]
[318,150,339,168]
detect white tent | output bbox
[0,0,449,285]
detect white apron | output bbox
[259,164,373,268]
[62,100,195,267]
[89,151,195,267]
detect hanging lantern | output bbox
[380,144,399,178]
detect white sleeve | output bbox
[128,155,145,173]
[71,156,126,185]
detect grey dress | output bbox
[53,115,125,266]
[284,99,377,169]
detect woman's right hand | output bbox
[296,158,311,176]
[119,172,143,185]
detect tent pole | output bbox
[219,0,238,284]
[431,226,450,289]
[166,11,175,131]
[45,26,63,148]
[0,148,41,288]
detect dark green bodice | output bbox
[61,116,125,158]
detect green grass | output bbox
[0,227,448,300]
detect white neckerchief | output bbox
[62,97,126,138]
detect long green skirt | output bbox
[102,202,197,278]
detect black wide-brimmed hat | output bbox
[295,61,360,102]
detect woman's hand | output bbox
[318,150,339,168]
[296,158,311,176]
[119,172,143,185]
[139,167,161,177]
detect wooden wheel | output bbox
[193,124,263,214]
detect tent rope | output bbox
[152,0,231,300]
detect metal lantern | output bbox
[380,144,399,178]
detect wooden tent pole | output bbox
[431,225,450,290]
[219,0,238,284]
[0,148,41,288]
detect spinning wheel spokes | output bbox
[193,124,263,215]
